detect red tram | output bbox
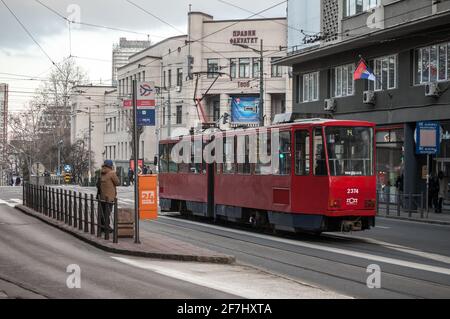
[158,119,376,234]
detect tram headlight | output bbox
[329,198,342,209]
[365,199,376,209]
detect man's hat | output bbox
[104,160,113,168]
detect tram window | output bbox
[168,144,178,173]
[326,126,374,176]
[255,132,272,175]
[178,146,190,173]
[237,135,251,175]
[223,136,235,174]
[187,139,202,174]
[274,131,291,175]
[295,130,310,176]
[314,128,328,176]
[159,144,168,173]
[216,138,223,174]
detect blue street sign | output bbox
[415,121,441,155]
[64,164,72,172]
[137,109,156,127]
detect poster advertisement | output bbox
[231,96,260,124]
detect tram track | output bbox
[146,215,450,298]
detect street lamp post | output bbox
[233,39,265,127]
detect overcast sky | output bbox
[0,0,287,111]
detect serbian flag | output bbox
[354,60,376,81]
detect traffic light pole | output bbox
[132,79,140,244]
[88,107,92,185]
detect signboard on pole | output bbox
[415,121,441,155]
[123,81,156,108]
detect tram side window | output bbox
[178,146,190,173]
[168,143,178,173]
[189,140,202,174]
[237,135,252,175]
[314,128,328,176]
[274,131,291,175]
[216,138,222,174]
[255,132,272,175]
[159,144,168,173]
[223,137,235,174]
[295,130,310,175]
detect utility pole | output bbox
[132,79,140,244]
[259,39,264,127]
[232,40,265,127]
[167,87,171,138]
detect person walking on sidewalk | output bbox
[97,160,119,232]
[437,171,449,213]
[128,168,134,186]
[430,173,440,211]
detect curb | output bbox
[378,214,450,226]
[15,205,235,264]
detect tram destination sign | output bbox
[415,121,441,155]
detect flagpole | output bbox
[356,55,383,89]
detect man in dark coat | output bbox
[97,160,119,233]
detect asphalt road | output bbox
[1,185,450,298]
[0,187,236,299]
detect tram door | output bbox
[292,129,313,212]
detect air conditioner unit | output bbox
[425,82,440,97]
[363,90,376,105]
[324,98,336,112]
[175,86,182,92]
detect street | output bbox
[1,185,449,298]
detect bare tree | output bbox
[64,140,92,185]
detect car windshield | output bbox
[325,126,374,176]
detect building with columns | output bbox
[117,11,292,144]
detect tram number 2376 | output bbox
[347,188,360,194]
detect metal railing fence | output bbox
[23,183,119,243]
[376,190,426,219]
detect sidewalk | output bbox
[16,205,235,264]
[378,206,450,225]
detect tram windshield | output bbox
[325,126,374,176]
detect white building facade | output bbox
[117,11,291,148]
[70,85,117,179]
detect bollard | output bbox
[104,201,110,241]
[60,189,64,221]
[73,192,78,228]
[386,189,390,216]
[397,192,401,217]
[84,193,89,233]
[408,193,412,218]
[113,198,118,244]
[68,191,73,226]
[97,199,102,238]
[90,194,95,235]
[420,193,424,219]
[64,190,68,224]
[78,194,83,231]
[376,191,380,215]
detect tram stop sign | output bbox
[415,121,441,155]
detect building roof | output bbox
[277,9,450,66]
[128,35,187,60]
